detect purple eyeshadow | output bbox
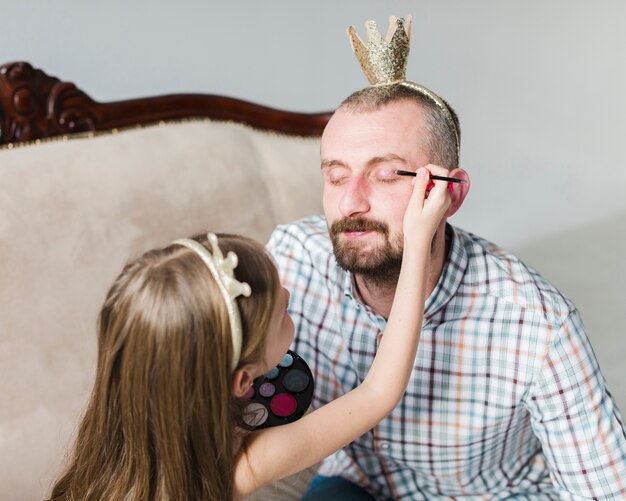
[242,402,269,427]
[265,367,280,380]
[270,393,297,417]
[259,382,276,398]
[282,369,310,393]
[278,353,294,368]
[244,386,255,399]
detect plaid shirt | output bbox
[267,215,626,500]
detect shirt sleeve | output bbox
[265,225,284,263]
[266,224,298,282]
[524,309,626,499]
[265,223,311,299]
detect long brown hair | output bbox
[49,233,279,500]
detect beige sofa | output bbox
[0,62,325,499]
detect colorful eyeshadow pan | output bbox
[278,353,294,368]
[271,393,297,417]
[259,382,276,398]
[283,369,310,393]
[242,402,269,427]
[242,349,314,430]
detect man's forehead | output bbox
[322,109,420,150]
[320,102,430,167]
[322,120,388,142]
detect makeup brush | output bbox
[395,169,467,184]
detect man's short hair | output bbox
[339,85,460,170]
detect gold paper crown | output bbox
[347,15,460,163]
[172,233,251,371]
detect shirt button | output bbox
[380,441,389,449]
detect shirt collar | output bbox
[341,224,468,322]
[423,224,468,322]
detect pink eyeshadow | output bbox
[270,393,297,418]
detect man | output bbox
[266,17,626,500]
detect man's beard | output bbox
[329,217,403,288]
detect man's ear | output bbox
[445,168,470,218]
[231,365,257,397]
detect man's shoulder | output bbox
[267,215,333,260]
[454,226,576,324]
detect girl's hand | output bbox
[403,165,452,248]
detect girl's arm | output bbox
[234,166,451,498]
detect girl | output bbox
[49,167,450,500]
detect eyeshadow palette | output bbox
[242,350,314,430]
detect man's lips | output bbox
[342,230,377,238]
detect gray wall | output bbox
[2,1,625,403]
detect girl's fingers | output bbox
[409,167,430,207]
[426,181,451,211]
[423,166,452,214]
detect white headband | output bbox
[172,233,251,370]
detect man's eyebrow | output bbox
[320,159,347,169]
[321,155,408,170]
[367,154,408,166]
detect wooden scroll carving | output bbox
[0,61,332,147]
[0,61,97,144]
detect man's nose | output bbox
[339,177,370,217]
